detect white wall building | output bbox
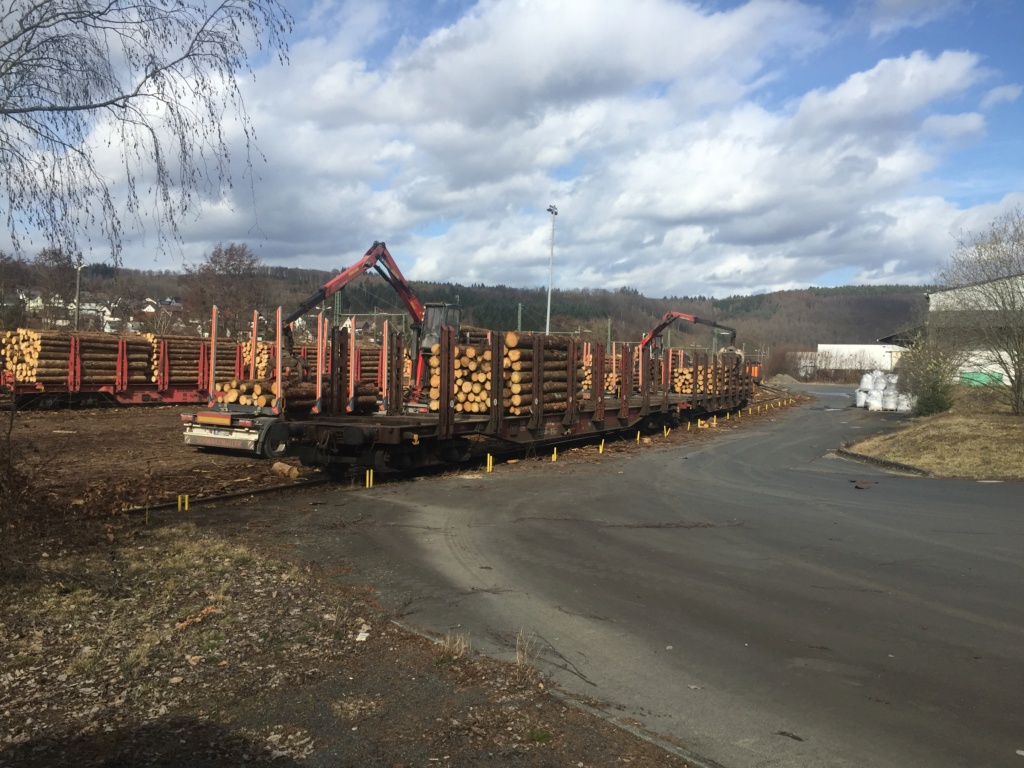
[815,344,906,372]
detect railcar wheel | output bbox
[261,422,290,459]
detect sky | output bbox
[116,0,1024,298]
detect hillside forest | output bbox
[0,246,927,362]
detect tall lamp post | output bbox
[545,204,557,334]
[74,253,84,331]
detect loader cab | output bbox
[648,334,665,361]
[419,303,462,350]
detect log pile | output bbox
[501,331,582,417]
[1,329,151,385]
[672,364,737,395]
[241,340,271,379]
[579,354,619,396]
[141,333,234,385]
[425,343,493,413]
[358,347,380,386]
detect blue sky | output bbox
[109,0,1024,298]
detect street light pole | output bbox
[545,204,557,334]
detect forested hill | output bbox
[20,260,928,350]
[332,277,928,350]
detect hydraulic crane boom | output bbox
[284,241,425,330]
[640,311,737,348]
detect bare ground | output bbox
[1,388,803,766]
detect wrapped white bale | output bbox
[896,394,913,413]
[859,372,875,390]
[881,390,898,411]
[855,389,869,408]
[866,389,883,411]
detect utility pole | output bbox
[517,303,522,332]
[606,317,611,346]
[545,205,557,334]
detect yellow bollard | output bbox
[727,412,730,420]
[713,415,717,426]
[636,431,641,444]
[487,454,493,473]
[552,447,557,462]
[599,439,605,454]
[687,421,691,431]
[177,494,189,511]
[365,469,374,489]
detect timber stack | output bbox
[455,343,492,413]
[241,340,271,379]
[672,363,736,395]
[1,329,151,385]
[501,331,583,417]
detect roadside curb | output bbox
[391,619,730,768]
[834,447,931,476]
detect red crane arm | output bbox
[639,311,737,348]
[283,241,424,327]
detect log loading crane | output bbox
[640,311,741,364]
[182,241,460,458]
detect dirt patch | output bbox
[7,405,309,513]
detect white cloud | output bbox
[980,84,1022,110]
[85,0,1022,301]
[865,0,962,38]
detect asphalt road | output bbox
[246,390,1024,768]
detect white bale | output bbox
[859,372,874,390]
[872,374,887,390]
[866,389,883,411]
[881,390,898,411]
[896,394,913,413]
[855,389,868,408]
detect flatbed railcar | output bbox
[0,328,317,408]
[291,325,753,476]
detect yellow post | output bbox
[713,415,717,426]
[552,447,557,462]
[366,469,374,488]
[687,421,691,431]
[184,495,189,511]
[599,439,605,454]
[636,430,641,444]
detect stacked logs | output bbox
[672,363,737,395]
[358,347,380,386]
[501,331,583,417]
[458,326,492,346]
[211,375,369,414]
[1,329,152,385]
[425,343,493,413]
[241,340,271,379]
[455,344,492,413]
[141,333,234,385]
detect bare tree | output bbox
[32,248,76,328]
[183,242,266,338]
[0,1,291,261]
[934,208,1024,414]
[0,252,27,327]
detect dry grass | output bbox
[850,386,1024,479]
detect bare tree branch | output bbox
[0,0,291,262]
